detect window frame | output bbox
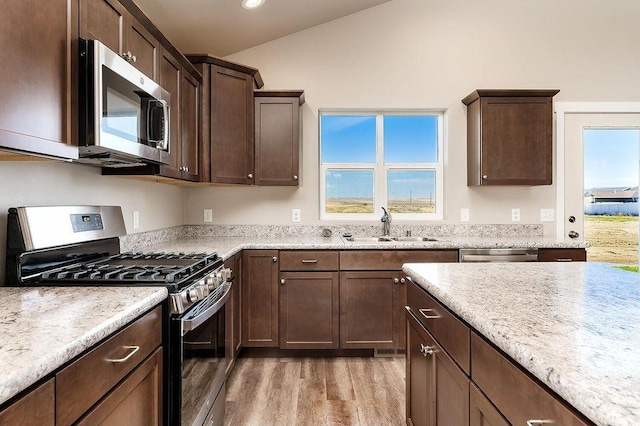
[319,109,445,221]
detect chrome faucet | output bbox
[381,207,391,236]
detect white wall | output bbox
[184,0,640,235]
[0,161,185,277]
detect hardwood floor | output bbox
[224,356,406,425]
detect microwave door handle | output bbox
[180,282,231,336]
[146,99,169,149]
[159,99,169,151]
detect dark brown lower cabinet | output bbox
[538,248,587,262]
[0,379,54,426]
[279,272,339,349]
[225,253,243,376]
[340,271,407,349]
[469,384,508,426]
[242,250,279,347]
[406,311,469,426]
[77,348,163,426]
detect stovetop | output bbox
[38,252,222,289]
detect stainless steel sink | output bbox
[342,236,441,243]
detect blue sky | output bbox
[321,115,438,199]
[584,129,640,189]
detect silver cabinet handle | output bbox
[248,173,254,179]
[556,258,573,262]
[527,421,554,426]
[419,308,441,319]
[301,259,317,264]
[293,175,298,181]
[280,278,285,285]
[482,174,488,180]
[107,345,140,363]
[420,343,434,356]
[272,256,277,262]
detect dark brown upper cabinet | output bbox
[255,91,305,186]
[188,55,264,185]
[80,0,159,79]
[0,0,79,160]
[463,89,559,186]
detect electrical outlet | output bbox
[292,208,301,223]
[133,211,139,229]
[460,208,470,222]
[540,209,554,222]
[203,209,213,223]
[511,208,521,222]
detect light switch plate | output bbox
[292,208,301,223]
[540,208,554,222]
[511,208,521,222]
[203,209,213,223]
[460,208,470,222]
[133,211,139,229]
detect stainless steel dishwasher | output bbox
[458,248,539,262]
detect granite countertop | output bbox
[0,286,167,406]
[402,262,640,426]
[143,235,586,261]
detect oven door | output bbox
[171,282,231,426]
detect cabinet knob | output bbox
[272,256,277,263]
[293,175,298,181]
[280,278,286,285]
[179,166,184,171]
[393,278,400,284]
[482,174,488,180]
[185,167,189,172]
[400,278,406,284]
[248,173,254,179]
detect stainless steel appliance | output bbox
[78,39,171,167]
[458,248,539,262]
[5,206,230,426]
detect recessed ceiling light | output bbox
[242,0,265,9]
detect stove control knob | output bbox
[188,288,200,303]
[198,280,209,297]
[206,274,217,290]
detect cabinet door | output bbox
[79,0,127,55]
[0,0,78,159]
[254,97,300,186]
[407,313,435,426]
[210,66,254,184]
[242,250,279,347]
[470,384,509,426]
[538,248,587,262]
[158,49,182,178]
[181,70,200,181]
[434,340,469,425]
[340,271,404,349]
[0,379,54,426]
[76,349,163,426]
[279,272,339,349]
[126,17,159,79]
[480,96,553,185]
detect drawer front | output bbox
[279,250,339,271]
[471,333,590,426]
[340,250,458,271]
[538,248,587,262]
[0,379,54,426]
[407,281,470,374]
[56,306,162,426]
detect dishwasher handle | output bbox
[459,248,538,262]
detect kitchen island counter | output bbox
[0,286,167,406]
[403,261,640,426]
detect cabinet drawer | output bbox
[471,332,590,426]
[280,250,339,271]
[0,379,54,426]
[340,250,458,271]
[407,281,470,374]
[538,248,586,262]
[56,306,162,425]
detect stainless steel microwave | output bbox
[78,38,170,167]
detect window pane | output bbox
[325,170,374,213]
[321,115,376,163]
[383,116,438,163]
[387,170,436,213]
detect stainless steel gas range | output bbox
[5,205,231,426]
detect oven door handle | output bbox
[180,282,231,336]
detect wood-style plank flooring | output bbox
[224,356,406,425]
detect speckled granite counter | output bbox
[0,286,167,406]
[402,262,640,426]
[141,235,586,261]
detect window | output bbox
[320,111,444,220]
